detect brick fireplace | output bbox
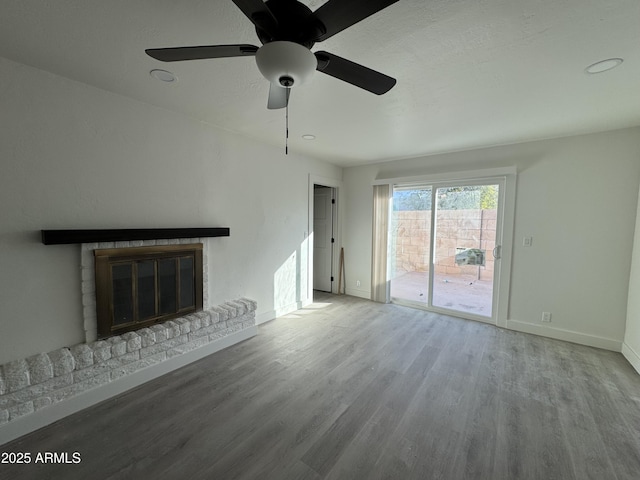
[0,229,257,439]
[82,238,208,342]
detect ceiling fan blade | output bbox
[267,83,289,110]
[315,51,396,95]
[146,44,258,62]
[310,0,399,42]
[232,0,278,37]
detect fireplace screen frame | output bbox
[94,243,203,338]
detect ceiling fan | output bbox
[146,0,399,109]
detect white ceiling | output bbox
[1,0,638,167]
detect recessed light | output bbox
[585,58,623,74]
[302,134,316,140]
[150,69,177,83]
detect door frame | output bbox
[374,167,516,328]
[313,185,335,293]
[308,175,342,300]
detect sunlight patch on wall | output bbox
[274,251,298,316]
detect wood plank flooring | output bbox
[2,293,640,479]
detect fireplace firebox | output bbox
[94,244,203,338]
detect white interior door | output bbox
[313,186,334,292]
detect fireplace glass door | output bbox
[95,244,203,337]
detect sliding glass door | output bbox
[431,184,499,317]
[389,186,432,304]
[389,179,504,322]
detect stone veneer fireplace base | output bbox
[0,298,257,437]
[0,232,256,444]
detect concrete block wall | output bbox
[0,298,256,427]
[391,209,497,281]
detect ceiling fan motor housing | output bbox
[255,0,323,48]
[255,41,318,87]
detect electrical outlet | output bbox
[542,312,552,323]
[356,280,361,287]
[523,236,533,247]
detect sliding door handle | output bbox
[493,245,501,259]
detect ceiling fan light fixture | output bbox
[255,41,318,87]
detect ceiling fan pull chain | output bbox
[285,87,291,155]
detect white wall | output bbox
[0,56,341,365]
[624,183,640,372]
[344,128,640,351]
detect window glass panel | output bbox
[390,186,431,304]
[158,259,177,314]
[112,264,133,325]
[432,185,498,317]
[137,260,156,320]
[179,256,195,309]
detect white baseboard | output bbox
[255,300,307,326]
[0,327,257,446]
[345,287,371,299]
[275,301,299,318]
[506,319,622,352]
[255,310,276,325]
[622,342,640,375]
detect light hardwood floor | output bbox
[2,293,640,479]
